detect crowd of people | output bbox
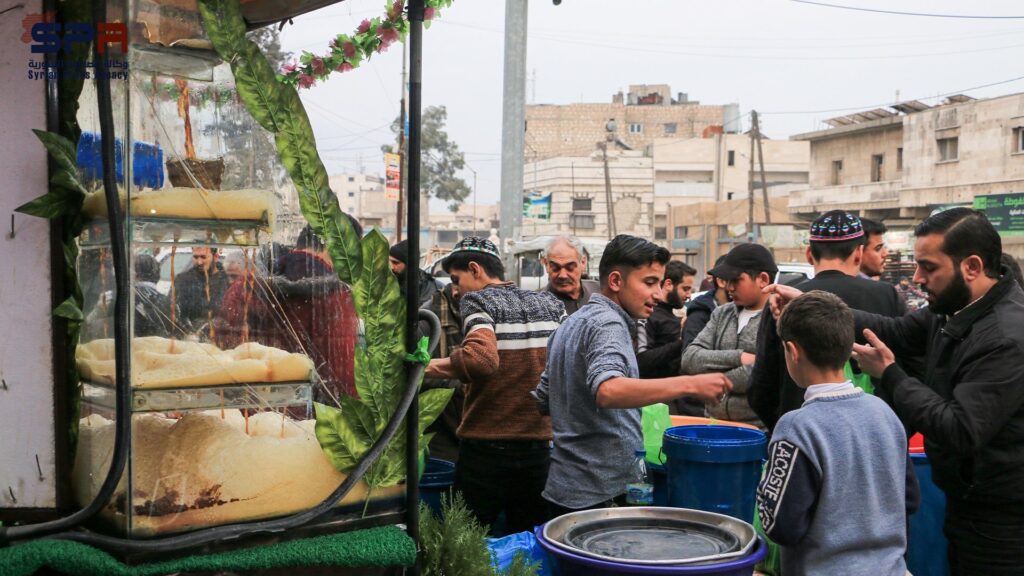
[418,208,1024,576]
[85,206,1022,574]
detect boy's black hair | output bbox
[1001,253,1024,289]
[915,208,1001,279]
[599,235,671,286]
[663,260,697,286]
[442,251,505,280]
[860,217,887,239]
[134,254,161,284]
[777,290,854,371]
[809,237,863,262]
[296,225,325,251]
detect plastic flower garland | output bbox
[278,0,453,89]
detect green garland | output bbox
[198,0,451,491]
[277,0,453,89]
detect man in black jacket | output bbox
[638,260,695,379]
[749,210,906,430]
[769,208,1024,576]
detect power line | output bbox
[791,1,1024,19]
[760,73,1024,116]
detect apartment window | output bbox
[727,150,736,166]
[347,191,355,197]
[628,123,643,134]
[655,227,668,240]
[570,214,596,229]
[1014,128,1024,153]
[572,197,592,211]
[937,137,959,162]
[674,226,688,238]
[437,230,459,244]
[897,148,904,171]
[831,160,843,185]
[664,123,677,135]
[871,154,884,182]
[348,176,355,182]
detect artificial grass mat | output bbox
[0,525,415,576]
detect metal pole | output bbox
[747,124,755,242]
[406,1,424,572]
[499,0,528,264]
[753,111,771,225]
[396,43,408,241]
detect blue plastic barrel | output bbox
[908,452,949,576]
[419,458,455,518]
[662,425,767,523]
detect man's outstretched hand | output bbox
[686,373,733,406]
[762,283,804,320]
[850,328,896,378]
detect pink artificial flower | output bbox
[388,0,404,20]
[357,19,372,34]
[336,61,354,73]
[310,57,326,75]
[424,7,436,21]
[343,41,357,59]
[298,74,317,89]
[281,61,299,75]
[378,24,399,44]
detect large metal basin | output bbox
[542,507,757,566]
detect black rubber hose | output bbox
[0,0,133,545]
[28,309,439,553]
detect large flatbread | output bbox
[77,337,313,388]
[81,187,276,223]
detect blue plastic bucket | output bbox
[662,426,767,523]
[649,462,668,507]
[536,525,767,576]
[908,452,949,576]
[419,458,455,517]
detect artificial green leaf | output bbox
[418,388,454,436]
[314,402,367,471]
[32,129,79,177]
[50,170,88,198]
[16,191,75,219]
[338,394,376,446]
[53,297,84,321]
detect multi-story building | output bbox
[788,91,1024,258]
[426,203,501,250]
[525,84,740,161]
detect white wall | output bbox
[0,0,57,508]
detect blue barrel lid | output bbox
[662,425,767,463]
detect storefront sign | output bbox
[973,193,1024,237]
[523,191,552,220]
[384,153,401,201]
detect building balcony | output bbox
[787,180,901,216]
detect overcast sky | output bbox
[279,0,1024,210]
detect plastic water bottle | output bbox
[626,449,654,506]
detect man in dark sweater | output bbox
[637,260,695,378]
[749,210,905,430]
[769,208,1024,575]
[425,237,565,536]
[540,235,599,315]
[173,246,230,336]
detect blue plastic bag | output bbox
[488,530,552,576]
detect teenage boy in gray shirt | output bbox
[757,291,913,576]
[533,235,731,517]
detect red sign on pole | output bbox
[384,153,401,201]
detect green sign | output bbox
[973,193,1024,237]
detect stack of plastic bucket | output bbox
[907,433,949,576]
[662,425,767,523]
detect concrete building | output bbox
[788,91,1024,258]
[521,150,655,240]
[525,84,740,161]
[426,203,501,250]
[669,197,805,276]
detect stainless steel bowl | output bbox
[541,507,757,566]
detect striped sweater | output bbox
[450,283,566,440]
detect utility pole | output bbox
[753,110,771,225]
[747,118,755,242]
[499,0,528,266]
[395,42,408,241]
[466,164,478,236]
[601,141,617,239]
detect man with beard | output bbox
[541,235,599,316]
[638,260,696,379]
[390,239,440,307]
[767,208,1024,576]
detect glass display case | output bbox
[70,0,404,538]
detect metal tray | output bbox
[542,507,757,566]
